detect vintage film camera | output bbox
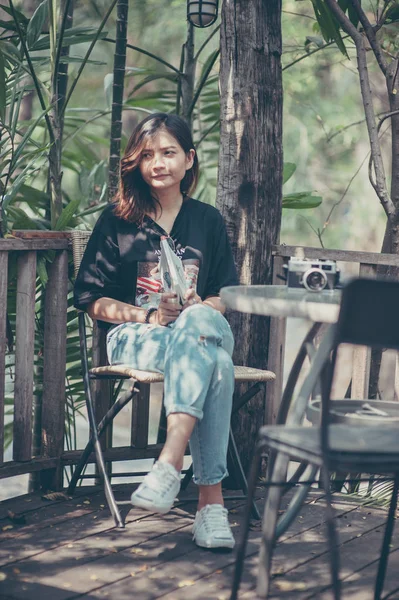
[285,257,340,292]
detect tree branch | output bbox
[324,0,394,218]
[351,0,387,75]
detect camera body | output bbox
[286,258,339,292]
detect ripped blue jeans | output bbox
[106,304,235,486]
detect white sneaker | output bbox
[192,504,235,549]
[130,461,181,514]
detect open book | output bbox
[159,237,189,305]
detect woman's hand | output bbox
[151,292,181,326]
[182,288,202,311]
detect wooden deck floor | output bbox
[0,481,398,600]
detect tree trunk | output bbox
[108,0,129,200]
[217,0,283,472]
[369,58,399,399]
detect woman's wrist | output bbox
[143,306,158,324]
[148,309,158,325]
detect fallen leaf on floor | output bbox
[63,583,72,588]
[109,547,118,553]
[130,572,136,577]
[274,581,307,591]
[12,568,21,575]
[7,511,26,525]
[130,548,147,555]
[83,500,91,505]
[215,570,223,574]
[138,565,148,572]
[178,580,195,588]
[90,575,98,581]
[2,525,13,531]
[41,492,71,502]
[0,573,6,581]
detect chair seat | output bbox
[90,364,275,384]
[90,365,164,383]
[260,424,399,472]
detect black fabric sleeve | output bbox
[204,210,239,298]
[73,210,123,312]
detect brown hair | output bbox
[113,113,199,224]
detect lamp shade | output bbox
[187,0,219,28]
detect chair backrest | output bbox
[71,230,92,279]
[334,277,399,351]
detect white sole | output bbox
[130,494,174,514]
[193,537,235,549]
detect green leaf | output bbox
[36,256,48,286]
[31,27,108,51]
[26,0,48,49]
[104,73,113,110]
[311,0,348,57]
[282,192,323,209]
[0,4,29,24]
[54,198,81,231]
[283,162,296,184]
[0,46,5,123]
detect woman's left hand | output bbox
[182,288,202,311]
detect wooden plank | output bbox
[0,252,8,464]
[0,238,69,251]
[266,255,286,424]
[13,251,37,462]
[0,457,58,479]
[272,244,399,267]
[40,250,69,490]
[61,443,164,465]
[131,383,150,448]
[351,263,375,399]
[11,230,70,239]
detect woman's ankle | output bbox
[197,483,224,511]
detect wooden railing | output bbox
[266,244,399,425]
[0,234,69,490]
[1,239,399,494]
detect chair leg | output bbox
[228,427,260,520]
[67,386,136,495]
[256,452,288,599]
[180,464,193,491]
[374,475,399,600]
[230,451,262,600]
[321,466,341,600]
[92,436,124,528]
[67,437,95,494]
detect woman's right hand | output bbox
[151,292,181,326]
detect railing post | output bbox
[13,251,37,462]
[40,250,69,490]
[0,252,8,464]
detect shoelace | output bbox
[146,465,178,496]
[199,506,229,532]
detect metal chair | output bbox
[69,230,276,528]
[231,278,399,599]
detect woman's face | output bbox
[139,128,194,195]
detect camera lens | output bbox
[302,268,328,292]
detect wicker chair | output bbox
[69,230,276,527]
